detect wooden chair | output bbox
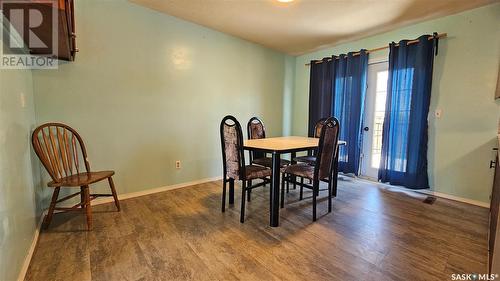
[220,115,272,223]
[31,123,120,230]
[281,117,340,221]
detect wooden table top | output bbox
[244,136,346,152]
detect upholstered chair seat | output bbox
[282,164,315,180]
[290,156,316,165]
[252,157,290,168]
[245,165,272,179]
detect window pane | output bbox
[371,70,388,169]
[376,71,388,92]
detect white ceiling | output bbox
[130,0,495,55]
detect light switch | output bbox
[20,92,26,108]
[435,109,442,118]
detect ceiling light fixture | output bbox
[277,0,294,3]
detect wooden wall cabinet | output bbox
[1,0,77,61]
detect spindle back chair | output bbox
[32,123,120,230]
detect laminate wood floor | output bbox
[25,178,489,281]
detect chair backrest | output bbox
[32,123,90,183]
[313,118,328,138]
[220,116,246,180]
[247,117,266,140]
[247,117,266,160]
[314,117,340,180]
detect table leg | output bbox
[229,178,235,204]
[291,152,297,190]
[333,147,339,197]
[270,152,281,227]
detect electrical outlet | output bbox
[175,160,181,169]
[435,109,442,118]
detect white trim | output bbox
[368,57,388,65]
[16,176,221,281]
[356,177,490,208]
[90,176,222,206]
[17,210,46,281]
[417,189,490,209]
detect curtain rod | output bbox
[304,33,447,66]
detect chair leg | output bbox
[108,177,120,211]
[221,179,227,212]
[299,177,304,200]
[333,151,339,197]
[43,187,60,229]
[291,152,296,190]
[229,179,235,205]
[83,186,93,231]
[313,180,318,221]
[328,178,333,213]
[333,170,338,197]
[247,180,252,202]
[286,177,289,193]
[240,180,246,223]
[281,173,285,208]
[80,186,85,208]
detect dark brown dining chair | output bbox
[293,118,327,165]
[246,117,290,201]
[220,115,272,223]
[292,118,327,190]
[32,123,120,230]
[247,117,290,168]
[281,117,340,221]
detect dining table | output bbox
[243,136,346,227]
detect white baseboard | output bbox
[17,210,46,281]
[356,177,490,208]
[90,176,222,206]
[16,176,221,281]
[417,189,490,208]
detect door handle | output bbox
[363,127,369,132]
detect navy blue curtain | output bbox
[308,51,368,175]
[378,35,438,189]
[332,51,368,175]
[308,58,333,137]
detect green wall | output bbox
[282,55,296,136]
[32,0,289,196]
[292,4,500,203]
[0,28,41,281]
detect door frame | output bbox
[360,59,388,180]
